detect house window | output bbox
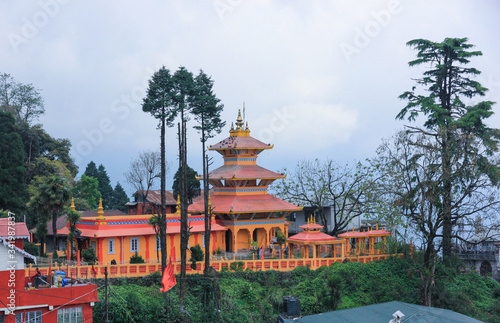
[16,311,42,323]
[91,241,96,250]
[108,239,115,255]
[57,306,83,323]
[156,236,160,251]
[202,234,205,248]
[130,237,139,253]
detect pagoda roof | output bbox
[287,231,337,244]
[209,135,272,150]
[209,165,285,180]
[338,229,391,238]
[189,194,302,214]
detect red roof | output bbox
[58,222,226,238]
[209,135,272,150]
[287,231,337,243]
[209,165,284,180]
[0,218,29,238]
[133,190,177,205]
[338,229,391,238]
[189,194,301,214]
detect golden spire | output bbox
[97,198,104,220]
[245,121,249,131]
[235,109,244,130]
[376,223,379,230]
[230,122,234,131]
[70,197,75,211]
[176,195,181,214]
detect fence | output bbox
[25,254,393,280]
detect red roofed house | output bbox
[189,110,303,252]
[0,216,98,322]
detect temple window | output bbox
[130,237,139,252]
[156,236,160,251]
[108,239,115,254]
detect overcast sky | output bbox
[2,1,500,198]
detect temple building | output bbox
[58,198,226,264]
[189,110,302,252]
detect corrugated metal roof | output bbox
[281,301,483,323]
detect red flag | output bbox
[160,259,176,293]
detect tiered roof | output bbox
[188,110,301,217]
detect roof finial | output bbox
[97,198,104,220]
[230,122,234,131]
[176,195,181,214]
[245,121,249,131]
[70,197,76,211]
[235,109,244,130]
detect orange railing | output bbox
[24,254,395,280]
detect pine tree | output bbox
[112,182,129,212]
[0,111,28,216]
[84,161,99,179]
[96,164,114,209]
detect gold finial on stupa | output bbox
[70,197,75,211]
[230,122,234,131]
[235,109,244,130]
[176,195,181,214]
[376,223,379,230]
[245,121,249,131]
[97,198,104,220]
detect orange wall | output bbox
[95,232,226,265]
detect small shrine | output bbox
[338,224,391,256]
[287,215,346,259]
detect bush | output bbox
[81,248,97,264]
[230,261,244,272]
[190,244,204,270]
[130,252,145,264]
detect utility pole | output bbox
[105,267,109,323]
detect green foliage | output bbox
[111,182,129,211]
[276,231,287,245]
[130,252,145,264]
[23,241,39,257]
[81,247,97,264]
[97,164,114,209]
[0,111,28,215]
[83,161,99,179]
[172,165,201,204]
[91,257,500,322]
[74,174,101,209]
[230,261,244,272]
[189,244,204,270]
[0,73,44,125]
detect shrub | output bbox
[130,252,145,264]
[190,244,204,270]
[81,247,97,264]
[230,261,244,272]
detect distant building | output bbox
[0,218,98,323]
[456,238,500,281]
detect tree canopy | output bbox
[0,111,28,216]
[397,37,500,259]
